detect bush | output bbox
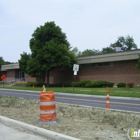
[71,82,81,87]
[127,83,134,88]
[71,80,91,87]
[14,81,27,86]
[117,82,126,88]
[50,82,72,87]
[85,81,114,88]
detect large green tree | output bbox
[19,21,76,86]
[102,35,138,53]
[18,52,30,73]
[136,54,140,69]
[0,57,5,65]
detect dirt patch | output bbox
[0,96,140,140]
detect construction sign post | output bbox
[73,64,79,90]
[73,64,79,75]
[1,75,6,81]
[1,74,6,87]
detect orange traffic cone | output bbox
[106,87,110,109]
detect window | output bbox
[81,62,114,68]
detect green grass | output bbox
[0,85,140,98]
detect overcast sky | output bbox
[0,0,140,62]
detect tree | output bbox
[102,35,138,53]
[101,47,115,53]
[136,54,140,69]
[19,21,76,86]
[0,57,5,65]
[78,49,100,56]
[18,52,30,73]
[71,47,80,56]
[0,57,12,65]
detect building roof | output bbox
[1,63,19,71]
[1,49,140,71]
[77,49,140,64]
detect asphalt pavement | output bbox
[0,89,140,113]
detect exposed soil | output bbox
[0,96,140,140]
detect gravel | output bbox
[0,96,140,140]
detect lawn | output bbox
[0,85,140,98]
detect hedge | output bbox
[85,81,114,88]
[117,82,126,88]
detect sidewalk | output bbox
[0,116,80,140]
[0,123,48,140]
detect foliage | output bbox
[19,21,77,86]
[50,82,72,87]
[14,82,27,86]
[117,82,126,88]
[136,54,140,69]
[26,82,46,87]
[101,47,115,53]
[62,80,114,88]
[72,80,91,87]
[127,83,134,88]
[18,52,30,73]
[85,81,114,88]
[71,47,80,56]
[102,35,138,53]
[0,56,12,65]
[78,49,101,56]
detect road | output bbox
[0,89,140,113]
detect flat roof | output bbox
[77,49,140,64]
[1,63,19,71]
[1,50,140,71]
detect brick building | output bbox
[1,49,140,85]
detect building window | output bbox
[81,62,114,68]
[97,62,114,67]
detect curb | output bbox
[0,116,80,140]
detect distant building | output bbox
[1,49,140,85]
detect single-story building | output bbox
[1,49,140,85]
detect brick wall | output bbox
[13,59,140,85]
[7,70,16,78]
[49,68,73,84]
[25,74,36,82]
[77,60,140,85]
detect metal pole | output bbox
[73,75,75,91]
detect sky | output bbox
[0,0,140,62]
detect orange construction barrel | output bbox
[40,91,57,121]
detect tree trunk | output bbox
[46,70,50,87]
[42,71,46,83]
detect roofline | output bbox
[1,63,19,71]
[77,49,140,64]
[1,50,140,71]
[77,49,140,58]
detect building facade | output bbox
[1,49,140,85]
